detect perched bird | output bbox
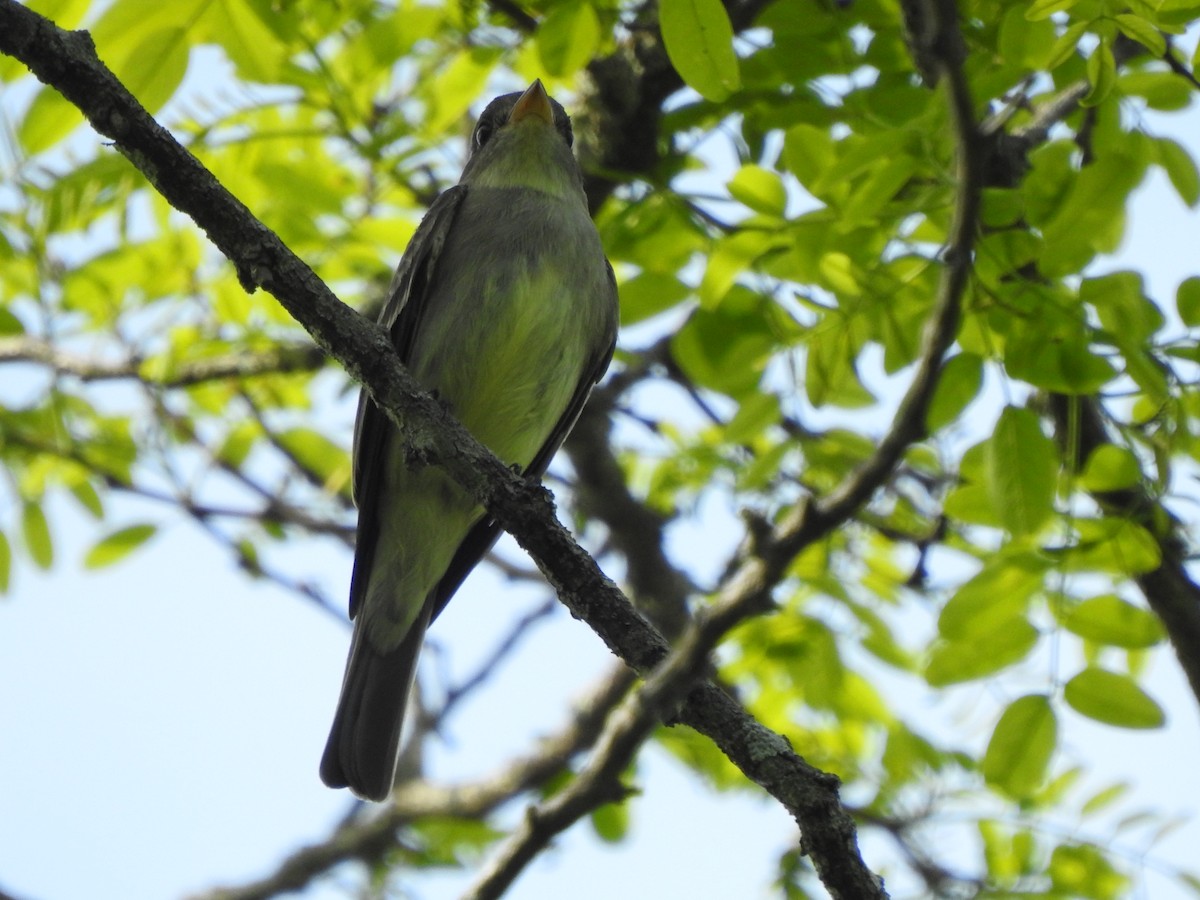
[320,81,619,801]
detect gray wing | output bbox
[349,185,469,620]
[427,261,619,622]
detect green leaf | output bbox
[839,156,917,227]
[724,389,781,443]
[18,88,84,155]
[119,28,192,115]
[1062,518,1161,575]
[1050,844,1130,898]
[618,272,691,326]
[999,6,1057,68]
[590,800,630,843]
[69,480,105,520]
[1082,271,1163,343]
[728,165,787,217]
[217,421,264,469]
[983,695,1057,799]
[926,353,983,431]
[1081,782,1130,816]
[659,0,741,101]
[0,530,10,593]
[783,124,835,191]
[699,229,789,308]
[671,291,781,397]
[1047,20,1089,69]
[939,555,1045,640]
[1079,445,1141,492]
[1026,0,1079,19]
[804,313,875,409]
[1083,40,1116,107]
[1005,331,1117,395]
[22,502,53,570]
[1179,277,1200,326]
[925,618,1039,686]
[198,0,287,84]
[1119,70,1194,110]
[1114,14,1167,56]
[985,407,1057,536]
[537,2,601,78]
[84,524,158,570]
[276,427,350,490]
[1057,595,1164,648]
[0,307,23,336]
[1040,149,1146,275]
[1063,667,1165,728]
[1156,137,1200,207]
[425,47,502,134]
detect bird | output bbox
[320,80,619,802]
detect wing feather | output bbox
[348,186,469,620]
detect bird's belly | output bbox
[361,261,595,649]
[419,263,591,468]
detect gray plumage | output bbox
[320,82,618,801]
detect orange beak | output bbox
[508,79,555,126]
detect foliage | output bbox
[3,0,1200,897]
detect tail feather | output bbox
[320,608,431,802]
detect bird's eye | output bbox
[473,122,493,150]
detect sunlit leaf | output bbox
[590,800,630,843]
[983,695,1057,799]
[537,2,601,78]
[1057,595,1164,648]
[0,531,10,593]
[1179,277,1200,326]
[1083,39,1116,106]
[84,524,158,569]
[1081,782,1130,816]
[939,554,1045,640]
[926,353,983,431]
[985,407,1057,536]
[1114,13,1167,56]
[1063,667,1165,728]
[1049,844,1130,898]
[925,618,1039,686]
[1157,137,1200,207]
[659,0,741,101]
[1026,0,1079,19]
[728,165,787,217]
[22,502,53,571]
[1079,445,1141,492]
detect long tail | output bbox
[319,608,430,802]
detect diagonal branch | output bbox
[463,559,784,900]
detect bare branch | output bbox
[192,666,635,900]
[0,336,325,386]
[436,597,558,722]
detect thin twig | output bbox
[192,666,635,900]
[0,336,325,385]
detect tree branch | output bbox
[1048,395,1200,708]
[0,336,325,386]
[463,565,779,900]
[193,666,636,900]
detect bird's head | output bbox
[459,80,584,202]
